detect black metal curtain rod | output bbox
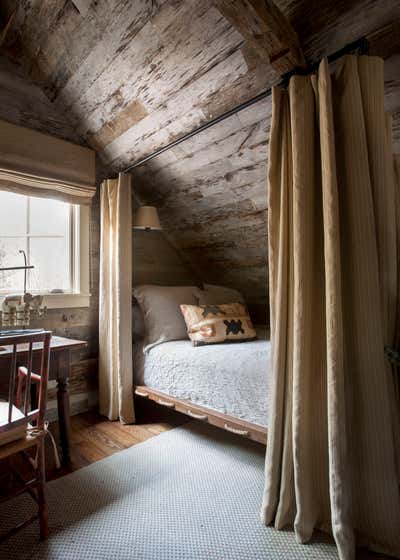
[121,36,369,173]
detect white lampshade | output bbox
[134,206,162,230]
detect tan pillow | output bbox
[195,284,245,305]
[134,285,198,352]
[180,302,256,346]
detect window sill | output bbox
[43,293,91,309]
[0,293,91,310]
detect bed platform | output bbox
[134,385,267,445]
[133,327,270,445]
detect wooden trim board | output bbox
[134,385,267,445]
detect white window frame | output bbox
[0,202,90,309]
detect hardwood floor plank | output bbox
[45,407,188,477]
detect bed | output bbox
[133,327,271,444]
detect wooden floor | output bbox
[47,400,189,479]
[40,405,396,560]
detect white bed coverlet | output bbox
[134,329,271,427]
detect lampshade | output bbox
[133,206,162,230]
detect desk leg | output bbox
[57,351,72,465]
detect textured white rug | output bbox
[0,422,338,559]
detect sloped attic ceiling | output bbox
[0,54,81,144]
[1,0,399,307]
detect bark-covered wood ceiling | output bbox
[0,0,399,308]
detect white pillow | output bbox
[195,283,245,305]
[133,285,198,352]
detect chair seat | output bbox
[0,432,39,461]
[0,400,27,446]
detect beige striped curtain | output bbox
[99,173,135,424]
[262,55,400,560]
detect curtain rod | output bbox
[121,36,369,173]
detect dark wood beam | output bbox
[213,0,306,75]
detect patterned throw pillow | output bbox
[180,303,256,346]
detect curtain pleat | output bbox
[262,55,400,560]
[317,59,353,557]
[99,173,135,424]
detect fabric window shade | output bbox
[262,55,400,560]
[0,119,95,204]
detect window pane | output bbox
[29,197,71,236]
[29,237,71,292]
[0,237,27,292]
[0,191,27,236]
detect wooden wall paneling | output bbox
[0,56,81,143]
[131,98,269,307]
[65,3,245,140]
[54,0,172,109]
[133,229,200,287]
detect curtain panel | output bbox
[99,173,135,424]
[262,55,400,560]
[0,119,95,204]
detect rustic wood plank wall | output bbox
[131,98,270,308]
[0,55,100,417]
[0,55,80,143]
[3,1,398,165]
[133,229,199,288]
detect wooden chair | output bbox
[0,330,52,542]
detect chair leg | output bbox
[37,439,49,540]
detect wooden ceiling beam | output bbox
[213,0,306,75]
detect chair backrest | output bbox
[0,331,51,437]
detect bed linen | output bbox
[133,328,271,427]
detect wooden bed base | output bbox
[134,385,267,445]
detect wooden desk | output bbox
[0,335,87,465]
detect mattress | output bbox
[133,328,271,427]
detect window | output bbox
[0,191,90,308]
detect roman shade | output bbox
[0,119,95,205]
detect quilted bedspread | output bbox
[133,328,271,427]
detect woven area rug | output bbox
[0,422,338,560]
